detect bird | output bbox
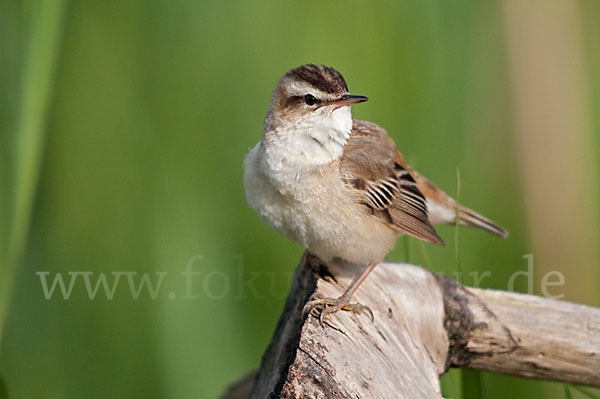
[244,64,507,325]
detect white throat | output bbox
[264,106,353,170]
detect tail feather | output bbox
[458,206,508,238]
[409,168,508,239]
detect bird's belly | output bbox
[245,165,398,265]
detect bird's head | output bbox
[263,64,368,166]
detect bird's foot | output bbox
[302,294,373,327]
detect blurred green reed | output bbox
[1,1,598,398]
[1,0,66,344]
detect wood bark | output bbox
[222,254,600,398]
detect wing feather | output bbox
[341,120,444,246]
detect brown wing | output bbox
[340,120,444,245]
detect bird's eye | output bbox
[304,94,317,106]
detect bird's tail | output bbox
[457,205,508,238]
[409,168,508,238]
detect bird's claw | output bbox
[302,294,374,327]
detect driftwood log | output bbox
[223,254,600,398]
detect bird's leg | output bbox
[303,262,377,326]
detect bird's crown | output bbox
[282,64,348,95]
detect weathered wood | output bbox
[462,287,600,385]
[222,255,600,399]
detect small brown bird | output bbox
[244,64,507,324]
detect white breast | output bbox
[244,142,399,265]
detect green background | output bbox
[1,1,599,398]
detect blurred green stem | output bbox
[454,167,462,283]
[0,0,67,343]
[461,369,485,399]
[570,384,600,399]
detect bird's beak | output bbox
[326,94,368,108]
